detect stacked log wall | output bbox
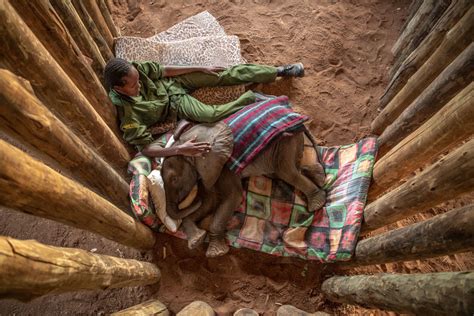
[328,2,474,314]
[0,0,158,301]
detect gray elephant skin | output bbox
[162,121,326,258]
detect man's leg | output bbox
[174,91,256,123]
[175,64,278,91]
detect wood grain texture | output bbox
[0,0,130,169]
[373,42,474,148]
[0,140,155,250]
[99,0,120,38]
[10,0,119,133]
[0,236,160,301]
[0,69,129,210]
[51,0,106,76]
[83,0,115,50]
[72,0,114,61]
[322,272,474,315]
[363,138,474,234]
[373,9,474,136]
[380,0,472,109]
[369,82,473,198]
[341,205,474,267]
[391,0,451,67]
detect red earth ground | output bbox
[0,1,419,315]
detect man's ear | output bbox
[113,85,125,94]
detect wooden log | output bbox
[363,138,474,234]
[99,0,120,38]
[0,0,130,169]
[398,0,423,37]
[376,43,474,155]
[9,0,119,133]
[380,0,472,109]
[369,82,474,198]
[0,140,155,250]
[72,0,114,62]
[105,0,113,13]
[322,272,474,315]
[379,5,474,129]
[372,13,474,136]
[340,205,474,268]
[112,299,169,315]
[50,0,106,78]
[83,0,115,50]
[0,69,129,210]
[391,0,450,63]
[0,236,160,301]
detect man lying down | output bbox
[104,58,326,257]
[104,58,305,155]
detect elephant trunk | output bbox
[167,198,202,220]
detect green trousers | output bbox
[171,64,278,123]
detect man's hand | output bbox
[177,136,211,156]
[200,66,226,76]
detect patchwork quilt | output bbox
[128,136,378,262]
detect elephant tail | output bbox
[303,127,320,156]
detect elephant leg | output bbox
[301,127,327,188]
[277,165,326,211]
[206,169,242,258]
[275,135,326,211]
[301,163,326,189]
[182,218,207,250]
[183,191,216,250]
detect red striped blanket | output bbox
[223,95,309,174]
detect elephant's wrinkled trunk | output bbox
[167,198,202,220]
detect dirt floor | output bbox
[4,0,462,315]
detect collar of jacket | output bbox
[109,89,135,106]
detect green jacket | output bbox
[108,61,185,149]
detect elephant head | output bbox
[161,156,201,220]
[162,121,233,220]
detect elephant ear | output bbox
[177,121,233,189]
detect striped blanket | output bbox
[224,95,309,174]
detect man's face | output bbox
[114,66,141,97]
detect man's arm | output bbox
[121,121,154,151]
[142,137,211,157]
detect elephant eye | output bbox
[171,176,178,184]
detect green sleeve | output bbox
[121,118,154,151]
[133,61,164,80]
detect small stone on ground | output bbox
[233,307,259,315]
[177,301,215,316]
[277,304,330,316]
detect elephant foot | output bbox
[187,228,207,250]
[309,190,327,211]
[206,236,229,258]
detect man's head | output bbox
[104,58,141,97]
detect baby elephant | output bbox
[162,121,326,257]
